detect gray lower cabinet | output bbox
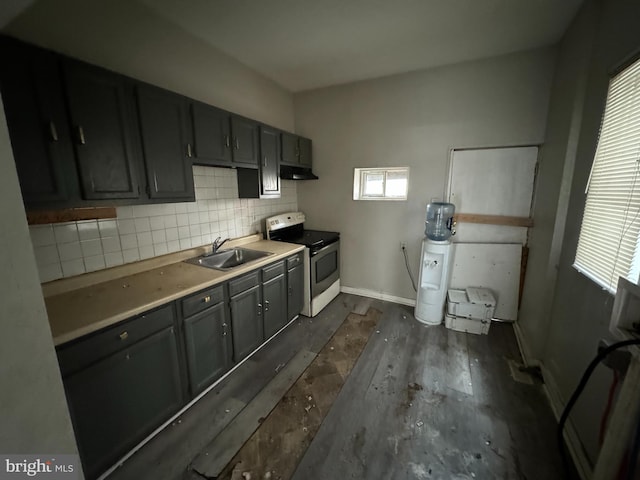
[287,254,305,321]
[229,282,264,362]
[183,301,232,395]
[263,273,287,338]
[59,311,183,480]
[56,254,302,479]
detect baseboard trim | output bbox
[540,365,593,480]
[340,286,416,307]
[512,322,540,367]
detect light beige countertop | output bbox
[44,236,304,346]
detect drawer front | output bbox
[262,261,285,282]
[182,284,224,318]
[57,303,175,377]
[287,252,303,269]
[228,270,260,297]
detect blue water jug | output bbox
[425,202,455,241]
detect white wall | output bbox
[3,0,294,131]
[294,49,556,301]
[533,0,640,463]
[518,1,599,364]
[0,98,79,459]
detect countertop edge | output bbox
[51,242,305,347]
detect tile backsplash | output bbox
[30,166,298,283]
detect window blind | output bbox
[574,57,640,293]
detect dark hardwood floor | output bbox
[107,294,574,480]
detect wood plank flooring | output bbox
[107,294,575,480]
[293,299,575,480]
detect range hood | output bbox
[280,165,318,180]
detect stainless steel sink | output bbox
[185,247,273,271]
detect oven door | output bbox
[310,240,340,299]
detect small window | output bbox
[353,167,409,201]
[574,56,640,293]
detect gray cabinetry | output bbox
[280,133,313,169]
[182,285,232,395]
[63,60,141,201]
[0,37,75,208]
[230,115,259,167]
[135,85,195,201]
[191,102,233,167]
[262,261,287,338]
[57,304,183,480]
[287,253,305,321]
[229,271,264,362]
[237,125,280,199]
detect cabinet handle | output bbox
[119,331,129,341]
[288,286,292,296]
[257,303,262,316]
[234,138,239,150]
[203,295,211,303]
[153,173,159,192]
[265,300,270,312]
[49,121,58,142]
[187,143,193,158]
[77,126,86,145]
[225,135,231,148]
[263,156,267,167]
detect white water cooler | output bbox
[415,202,455,325]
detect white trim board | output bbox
[512,321,541,367]
[540,365,593,480]
[340,286,416,307]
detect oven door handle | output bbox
[310,241,338,256]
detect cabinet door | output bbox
[191,102,232,166]
[229,284,263,362]
[183,302,232,395]
[64,60,140,200]
[63,327,183,480]
[288,263,305,321]
[0,39,75,207]
[298,136,312,167]
[136,85,195,200]
[231,116,258,166]
[263,273,287,338]
[259,126,280,196]
[280,132,298,166]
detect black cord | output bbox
[558,338,640,476]
[401,245,417,292]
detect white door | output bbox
[446,146,538,320]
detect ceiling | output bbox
[138,0,583,92]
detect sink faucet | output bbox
[211,236,229,254]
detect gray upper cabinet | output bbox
[237,125,280,199]
[298,136,312,167]
[64,60,141,200]
[191,102,233,167]
[136,85,195,201]
[0,38,76,208]
[230,115,259,167]
[280,132,313,168]
[260,126,281,197]
[280,132,298,166]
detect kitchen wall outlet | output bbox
[400,241,407,250]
